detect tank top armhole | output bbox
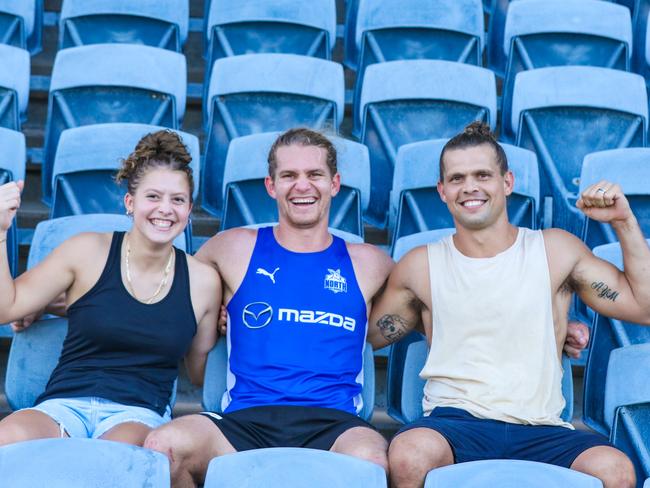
[173,247,199,335]
[226,227,267,311]
[426,239,448,340]
[67,231,123,311]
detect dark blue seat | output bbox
[0,0,41,53]
[59,0,189,51]
[582,240,650,435]
[202,53,344,216]
[0,438,170,487]
[0,127,25,278]
[204,448,387,487]
[202,338,375,422]
[358,60,496,227]
[501,0,632,142]
[388,138,540,251]
[0,45,29,130]
[219,132,369,237]
[43,44,187,204]
[512,66,647,237]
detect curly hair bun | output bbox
[463,121,493,138]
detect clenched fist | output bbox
[576,181,632,225]
[0,180,23,233]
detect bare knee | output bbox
[389,428,453,488]
[571,446,636,488]
[331,427,388,472]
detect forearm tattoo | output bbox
[591,281,620,302]
[377,314,410,343]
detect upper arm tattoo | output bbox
[590,280,620,302]
[376,314,411,343]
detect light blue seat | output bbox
[512,66,647,236]
[386,332,574,425]
[0,438,170,487]
[388,138,539,250]
[0,127,25,278]
[202,338,375,422]
[358,60,497,228]
[0,44,30,130]
[43,44,187,204]
[578,149,650,249]
[501,0,632,142]
[219,132,369,237]
[423,459,602,487]
[0,0,41,53]
[606,344,650,485]
[59,0,189,51]
[391,228,455,261]
[204,448,387,488]
[582,240,650,435]
[202,53,344,216]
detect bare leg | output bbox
[144,414,236,488]
[389,428,454,488]
[571,445,635,488]
[99,422,152,446]
[330,426,388,472]
[0,410,66,446]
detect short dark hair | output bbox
[267,128,337,178]
[439,121,508,181]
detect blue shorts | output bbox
[26,397,172,439]
[395,407,611,468]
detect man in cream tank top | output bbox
[371,122,650,488]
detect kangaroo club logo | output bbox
[324,268,347,294]
[242,302,273,329]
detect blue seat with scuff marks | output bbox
[0,45,29,130]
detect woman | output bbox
[0,130,220,446]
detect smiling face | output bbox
[264,144,340,229]
[124,167,192,245]
[437,143,514,231]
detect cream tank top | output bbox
[421,228,571,428]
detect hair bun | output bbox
[463,121,492,138]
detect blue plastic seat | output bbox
[582,240,650,435]
[0,0,41,53]
[219,132,369,237]
[512,66,647,236]
[389,138,540,249]
[0,127,25,278]
[59,0,189,51]
[43,44,187,204]
[386,334,574,425]
[0,438,170,487]
[202,338,375,422]
[501,0,632,142]
[611,403,650,488]
[578,149,650,249]
[204,448,387,488]
[358,60,497,227]
[423,459,602,487]
[0,45,30,130]
[202,53,344,216]
[391,228,456,261]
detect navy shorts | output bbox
[395,407,611,468]
[201,405,376,452]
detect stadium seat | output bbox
[391,228,456,261]
[387,333,574,425]
[388,138,539,250]
[59,0,189,51]
[578,149,650,249]
[0,438,170,487]
[512,66,647,236]
[0,44,29,130]
[0,0,41,53]
[358,60,497,227]
[218,132,369,237]
[501,0,632,141]
[611,403,650,488]
[202,53,344,215]
[423,459,602,487]
[202,338,376,422]
[204,448,387,487]
[582,240,650,435]
[43,44,187,204]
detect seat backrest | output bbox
[204,448,387,488]
[0,45,30,124]
[0,438,170,487]
[605,343,650,429]
[0,0,36,47]
[202,338,376,421]
[0,126,26,182]
[391,228,455,261]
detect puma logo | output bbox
[256,267,280,284]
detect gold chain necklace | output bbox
[125,234,174,304]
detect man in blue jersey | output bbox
[144,128,394,487]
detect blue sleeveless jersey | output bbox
[224,227,368,414]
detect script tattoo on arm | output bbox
[591,281,620,302]
[377,314,410,343]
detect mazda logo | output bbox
[242,302,273,329]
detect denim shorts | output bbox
[26,397,172,439]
